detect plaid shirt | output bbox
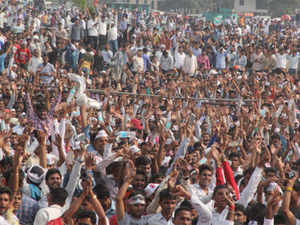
[26,93,61,135]
[16,195,40,225]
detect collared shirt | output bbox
[26,93,61,135]
[33,204,63,225]
[0,215,9,225]
[276,53,287,69]
[212,46,231,70]
[118,213,150,225]
[160,55,173,71]
[197,55,210,70]
[101,50,113,64]
[98,20,107,36]
[87,19,98,36]
[288,54,299,69]
[3,209,19,225]
[174,51,185,69]
[108,27,118,41]
[146,213,173,225]
[183,54,197,75]
[17,195,40,225]
[38,161,82,213]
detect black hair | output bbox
[159,189,176,202]
[174,207,192,219]
[198,164,213,175]
[3,168,25,187]
[45,168,62,181]
[179,199,193,209]
[0,157,13,168]
[193,141,202,150]
[229,152,240,159]
[213,185,228,198]
[135,156,151,167]
[270,133,281,142]
[235,203,247,215]
[135,171,147,179]
[106,161,125,175]
[247,202,266,225]
[93,183,110,200]
[274,214,286,225]
[0,186,12,201]
[264,167,277,175]
[50,188,68,206]
[75,209,97,225]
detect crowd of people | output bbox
[0,1,299,225]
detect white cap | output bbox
[129,145,140,153]
[47,154,58,165]
[209,69,218,75]
[95,130,108,140]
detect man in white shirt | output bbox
[87,15,99,49]
[160,50,173,74]
[132,49,144,74]
[275,48,287,73]
[98,15,107,49]
[183,49,198,77]
[174,46,185,72]
[34,188,68,225]
[107,23,118,54]
[101,44,113,65]
[288,49,299,75]
[28,49,43,73]
[146,189,177,225]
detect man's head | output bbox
[229,152,240,170]
[13,190,22,212]
[93,130,108,155]
[159,189,177,217]
[137,49,143,57]
[135,156,151,178]
[235,204,247,224]
[94,184,111,211]
[173,207,193,225]
[198,164,213,188]
[127,192,146,219]
[45,168,62,190]
[213,185,230,209]
[132,171,147,191]
[0,187,12,215]
[35,103,48,120]
[48,188,68,207]
[75,210,97,225]
[264,167,277,180]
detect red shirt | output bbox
[15,47,31,65]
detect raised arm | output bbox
[116,161,136,221]
[282,176,298,225]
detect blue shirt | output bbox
[142,54,151,72]
[16,195,39,225]
[0,53,6,73]
[120,20,128,31]
[212,46,231,70]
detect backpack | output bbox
[47,217,64,225]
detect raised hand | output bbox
[123,160,136,182]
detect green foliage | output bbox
[72,0,87,9]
